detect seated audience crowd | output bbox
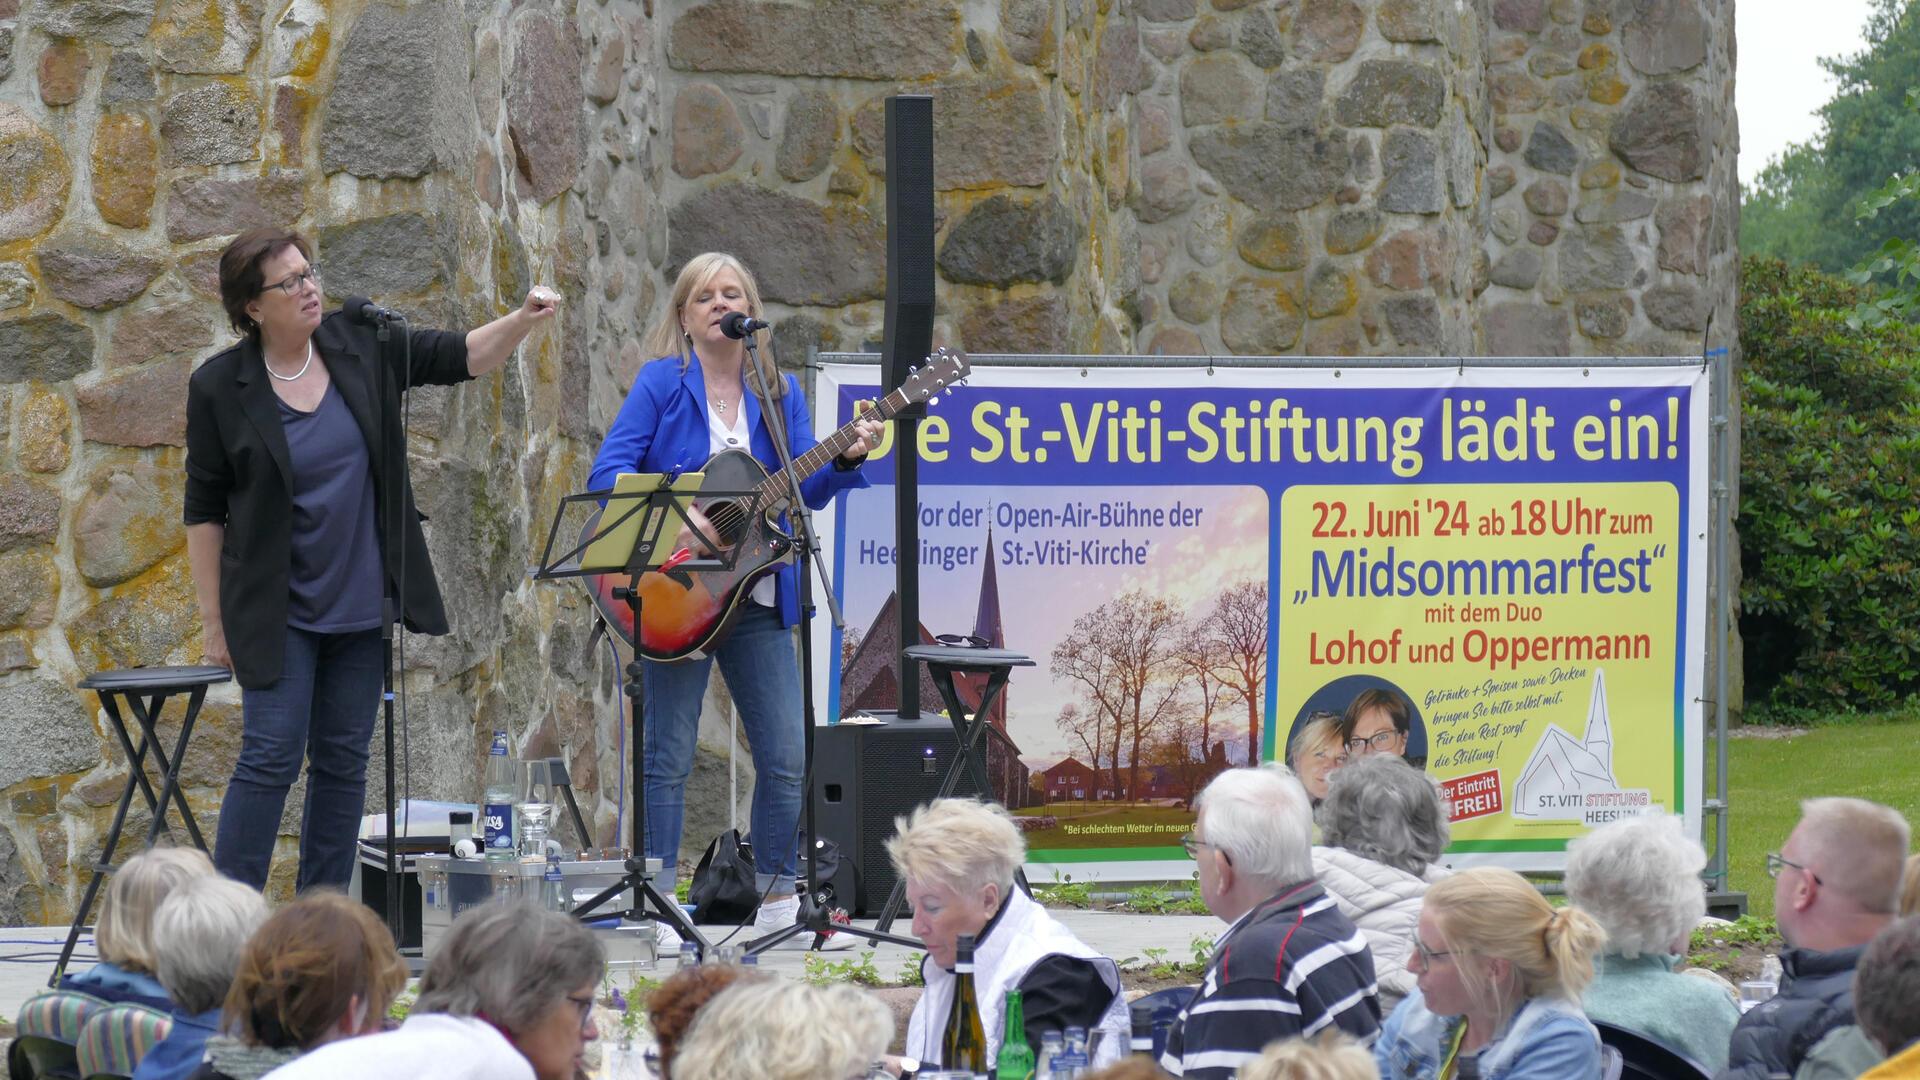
[18,767,1920,1080]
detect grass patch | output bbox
[1121,882,1210,916]
[1719,718,1920,920]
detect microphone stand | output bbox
[739,329,920,954]
[366,308,410,952]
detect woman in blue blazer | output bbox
[589,252,880,945]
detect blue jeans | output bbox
[214,625,383,892]
[641,604,803,894]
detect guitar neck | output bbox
[754,385,915,506]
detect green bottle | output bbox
[996,988,1036,1080]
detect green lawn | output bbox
[1719,718,1920,920]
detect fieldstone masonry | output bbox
[0,0,1733,923]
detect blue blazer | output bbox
[588,353,869,628]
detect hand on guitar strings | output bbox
[839,414,886,464]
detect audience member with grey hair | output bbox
[891,798,1128,1069]
[1312,755,1452,1012]
[60,846,214,1010]
[671,980,892,1080]
[266,903,605,1080]
[134,876,269,1080]
[1159,765,1380,1079]
[1562,810,1738,1071]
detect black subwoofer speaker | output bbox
[811,715,981,916]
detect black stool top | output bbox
[904,644,1035,670]
[78,665,232,692]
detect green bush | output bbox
[1738,257,1920,717]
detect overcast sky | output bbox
[1737,0,1877,186]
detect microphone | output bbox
[719,311,770,339]
[345,296,399,325]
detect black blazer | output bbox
[183,308,473,689]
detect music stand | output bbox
[534,470,760,951]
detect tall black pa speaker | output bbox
[811,715,980,916]
[883,94,937,719]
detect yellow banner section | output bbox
[1278,482,1680,847]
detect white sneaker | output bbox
[654,918,684,957]
[753,894,855,950]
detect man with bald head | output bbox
[1718,797,1911,1080]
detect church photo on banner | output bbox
[811,359,1708,882]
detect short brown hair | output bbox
[1340,688,1411,741]
[218,227,311,340]
[646,963,766,1078]
[223,892,407,1050]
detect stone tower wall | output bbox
[0,0,1734,921]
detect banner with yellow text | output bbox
[811,361,1708,881]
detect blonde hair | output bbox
[94,847,215,973]
[644,252,785,398]
[670,980,892,1079]
[1288,714,1344,771]
[1426,867,1606,1008]
[1900,853,1920,918]
[886,798,1026,898]
[1797,798,1912,914]
[1239,1030,1381,1080]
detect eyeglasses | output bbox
[262,264,322,296]
[1175,834,1221,857]
[935,632,991,648]
[1766,852,1822,886]
[1412,938,1453,969]
[1345,730,1402,754]
[566,992,595,1033]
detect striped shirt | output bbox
[1159,881,1382,1079]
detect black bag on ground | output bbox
[688,828,759,925]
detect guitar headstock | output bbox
[898,346,972,407]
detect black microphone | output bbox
[345,296,399,324]
[719,311,770,339]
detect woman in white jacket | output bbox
[1311,754,1452,1012]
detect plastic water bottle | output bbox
[1037,1031,1064,1080]
[482,730,516,858]
[540,851,570,912]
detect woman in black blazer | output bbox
[184,227,557,891]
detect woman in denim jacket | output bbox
[1375,867,1607,1080]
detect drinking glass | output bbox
[1738,979,1778,1013]
[519,759,557,859]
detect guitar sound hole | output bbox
[700,499,750,547]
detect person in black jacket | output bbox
[1719,797,1910,1080]
[184,227,556,891]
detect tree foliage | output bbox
[1737,257,1920,716]
[1742,0,1920,274]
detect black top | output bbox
[1719,943,1867,1080]
[183,309,472,688]
[971,893,1116,1050]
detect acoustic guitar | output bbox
[582,347,971,662]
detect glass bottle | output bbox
[482,730,516,858]
[1037,1032,1064,1080]
[996,989,1036,1080]
[940,933,988,1075]
[540,851,571,912]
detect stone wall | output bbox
[0,0,1735,922]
